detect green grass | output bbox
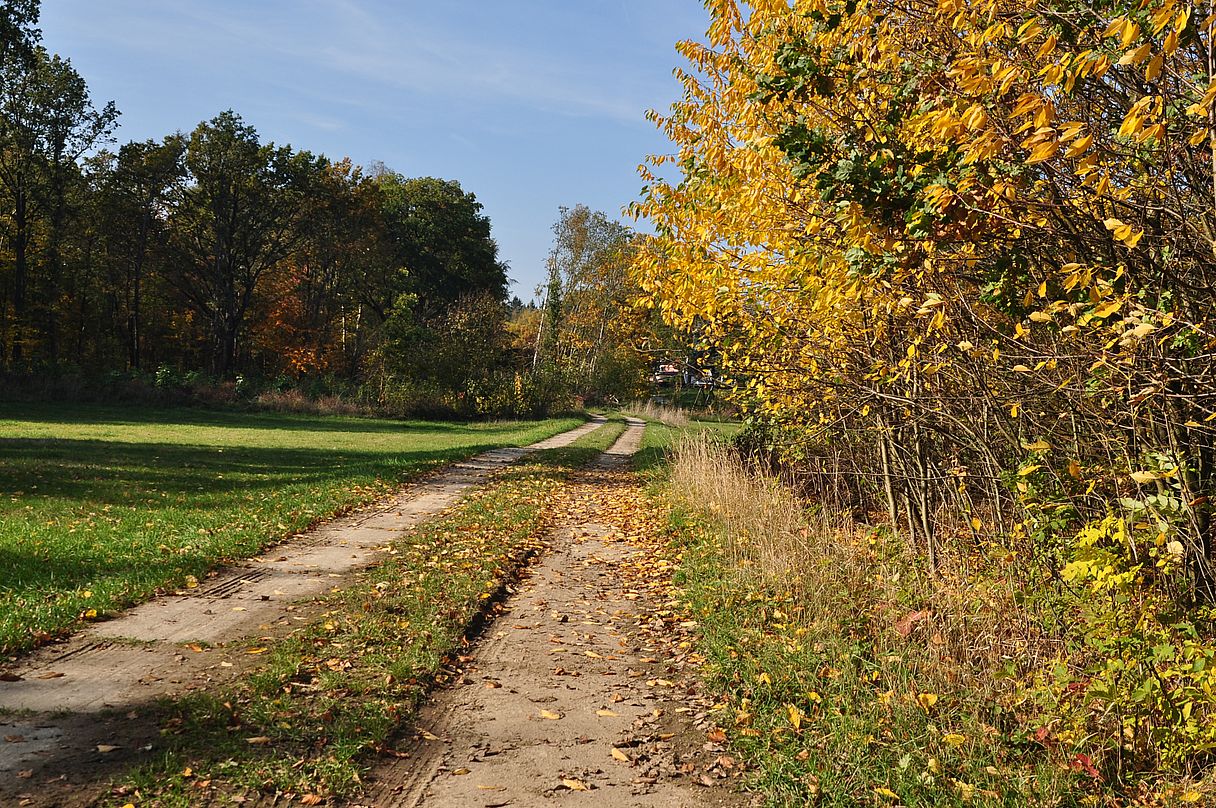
[659,503,1082,807]
[111,418,625,806]
[0,402,581,653]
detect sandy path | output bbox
[359,419,749,808]
[0,417,606,800]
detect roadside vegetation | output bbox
[0,402,580,654]
[632,0,1216,803]
[108,420,625,806]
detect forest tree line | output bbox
[0,3,651,416]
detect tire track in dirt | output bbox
[0,417,607,805]
[359,418,751,808]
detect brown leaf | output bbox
[300,796,323,806]
[245,736,271,745]
[4,734,24,743]
[96,744,120,753]
[893,609,931,638]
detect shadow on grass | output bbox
[0,401,495,436]
[0,437,504,505]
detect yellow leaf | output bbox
[562,778,589,791]
[875,787,900,800]
[1010,403,1021,418]
[917,692,939,710]
[1145,53,1163,81]
[539,709,562,720]
[1019,465,1042,476]
[970,517,983,531]
[611,747,631,762]
[1064,133,1092,157]
[1118,43,1152,66]
[1093,299,1122,318]
[596,709,618,717]
[1130,470,1160,484]
[943,733,966,747]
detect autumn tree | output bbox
[634,0,1216,781]
[167,111,321,378]
[538,205,647,401]
[90,136,185,370]
[0,46,116,364]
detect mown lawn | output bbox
[0,402,581,653]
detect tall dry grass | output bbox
[668,433,1051,692]
[626,399,690,428]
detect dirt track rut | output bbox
[359,418,749,808]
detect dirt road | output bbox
[360,419,749,807]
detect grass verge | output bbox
[0,402,581,654]
[651,434,1099,807]
[105,419,625,806]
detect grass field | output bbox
[0,402,581,654]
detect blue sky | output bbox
[39,0,707,300]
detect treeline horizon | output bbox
[0,3,652,417]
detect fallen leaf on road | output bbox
[35,671,65,679]
[246,647,268,655]
[561,778,589,791]
[300,796,322,806]
[96,744,120,753]
[452,767,471,775]
[596,709,618,717]
[418,730,441,741]
[611,748,630,762]
[4,734,24,743]
[539,709,562,720]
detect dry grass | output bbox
[667,434,1047,689]
[626,399,691,428]
[254,389,366,416]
